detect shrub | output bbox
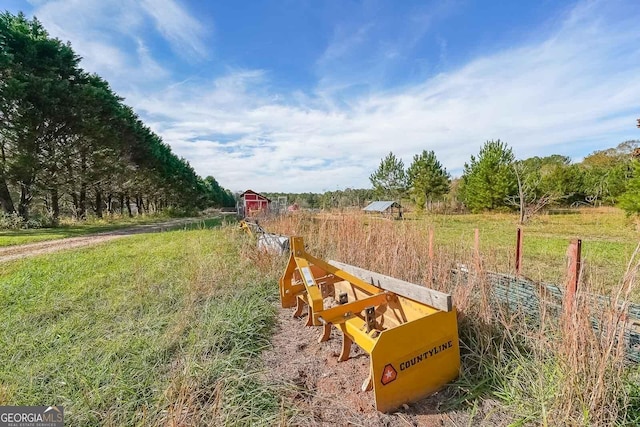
[0,213,24,229]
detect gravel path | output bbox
[0,217,214,263]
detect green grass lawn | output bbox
[1,208,637,425]
[418,208,639,293]
[0,215,224,247]
[0,224,285,426]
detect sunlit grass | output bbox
[0,224,286,426]
[0,215,224,247]
[410,208,638,290]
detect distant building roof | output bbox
[239,190,271,202]
[363,201,401,212]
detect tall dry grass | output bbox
[263,212,639,425]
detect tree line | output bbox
[263,188,376,210]
[263,138,640,218]
[0,12,234,225]
[369,139,640,219]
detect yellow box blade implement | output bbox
[279,236,460,412]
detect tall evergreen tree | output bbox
[407,150,450,211]
[369,152,407,201]
[0,12,232,222]
[460,140,516,212]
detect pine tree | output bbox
[460,140,516,212]
[407,150,450,211]
[369,152,407,201]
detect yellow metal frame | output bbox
[239,220,254,238]
[279,236,460,412]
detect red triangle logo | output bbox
[381,364,397,385]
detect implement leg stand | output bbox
[305,310,313,327]
[361,375,373,392]
[293,297,305,318]
[318,323,331,343]
[339,326,352,362]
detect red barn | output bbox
[238,190,271,217]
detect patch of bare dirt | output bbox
[263,306,475,427]
[0,217,213,263]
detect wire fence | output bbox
[452,269,640,363]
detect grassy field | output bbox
[418,207,639,292]
[1,208,638,426]
[0,224,287,426]
[264,208,640,425]
[289,207,638,294]
[0,215,224,247]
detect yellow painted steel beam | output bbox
[304,252,383,296]
[318,292,390,325]
[342,317,378,354]
[290,242,324,326]
[278,253,300,308]
[239,220,254,238]
[288,235,382,296]
[291,254,324,326]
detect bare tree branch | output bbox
[506,162,567,224]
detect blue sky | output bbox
[5,0,640,192]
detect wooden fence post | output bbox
[565,238,582,315]
[428,226,434,283]
[515,227,523,277]
[474,228,480,268]
[473,228,480,258]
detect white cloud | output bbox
[129,1,640,193]
[140,0,208,59]
[318,24,373,66]
[29,0,207,86]
[15,0,640,193]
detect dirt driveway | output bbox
[0,217,215,263]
